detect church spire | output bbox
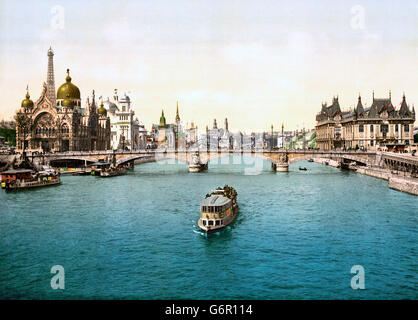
[159,110,166,126]
[175,101,180,122]
[46,46,56,103]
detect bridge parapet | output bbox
[381,152,418,175]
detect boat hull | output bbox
[100,168,127,177]
[2,178,61,191]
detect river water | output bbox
[0,157,416,299]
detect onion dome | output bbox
[98,100,107,116]
[57,69,80,100]
[159,110,166,126]
[21,89,34,109]
[61,94,74,107]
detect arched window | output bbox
[61,123,69,134]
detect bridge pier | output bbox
[188,151,208,173]
[275,162,289,172]
[274,152,289,172]
[189,162,208,173]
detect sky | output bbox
[0,0,417,132]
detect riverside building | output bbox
[102,89,142,150]
[16,48,111,153]
[315,92,415,151]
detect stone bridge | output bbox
[379,152,418,176]
[2,149,416,174]
[19,149,376,172]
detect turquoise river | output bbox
[0,157,416,299]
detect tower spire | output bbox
[46,47,56,103]
[175,100,180,122]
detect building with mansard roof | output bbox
[15,48,111,153]
[315,91,415,151]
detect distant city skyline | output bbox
[0,0,417,131]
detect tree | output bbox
[15,110,34,158]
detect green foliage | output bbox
[0,128,16,146]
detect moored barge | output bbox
[1,169,61,191]
[100,166,127,177]
[198,185,238,233]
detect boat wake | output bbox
[193,229,207,237]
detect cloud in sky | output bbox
[0,0,416,132]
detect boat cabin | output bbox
[1,169,33,185]
[90,162,112,175]
[200,195,232,227]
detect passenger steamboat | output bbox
[1,168,61,191]
[198,185,238,233]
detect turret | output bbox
[98,99,107,116]
[159,110,166,126]
[21,86,34,110]
[213,119,217,130]
[175,101,180,122]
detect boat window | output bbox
[215,220,220,226]
[203,220,206,226]
[208,220,214,226]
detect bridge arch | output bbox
[116,154,156,166]
[48,156,100,167]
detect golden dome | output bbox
[57,69,80,100]
[21,90,34,109]
[98,101,107,116]
[61,94,74,107]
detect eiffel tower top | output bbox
[46,46,56,103]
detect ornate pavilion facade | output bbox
[315,92,415,151]
[16,48,111,153]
